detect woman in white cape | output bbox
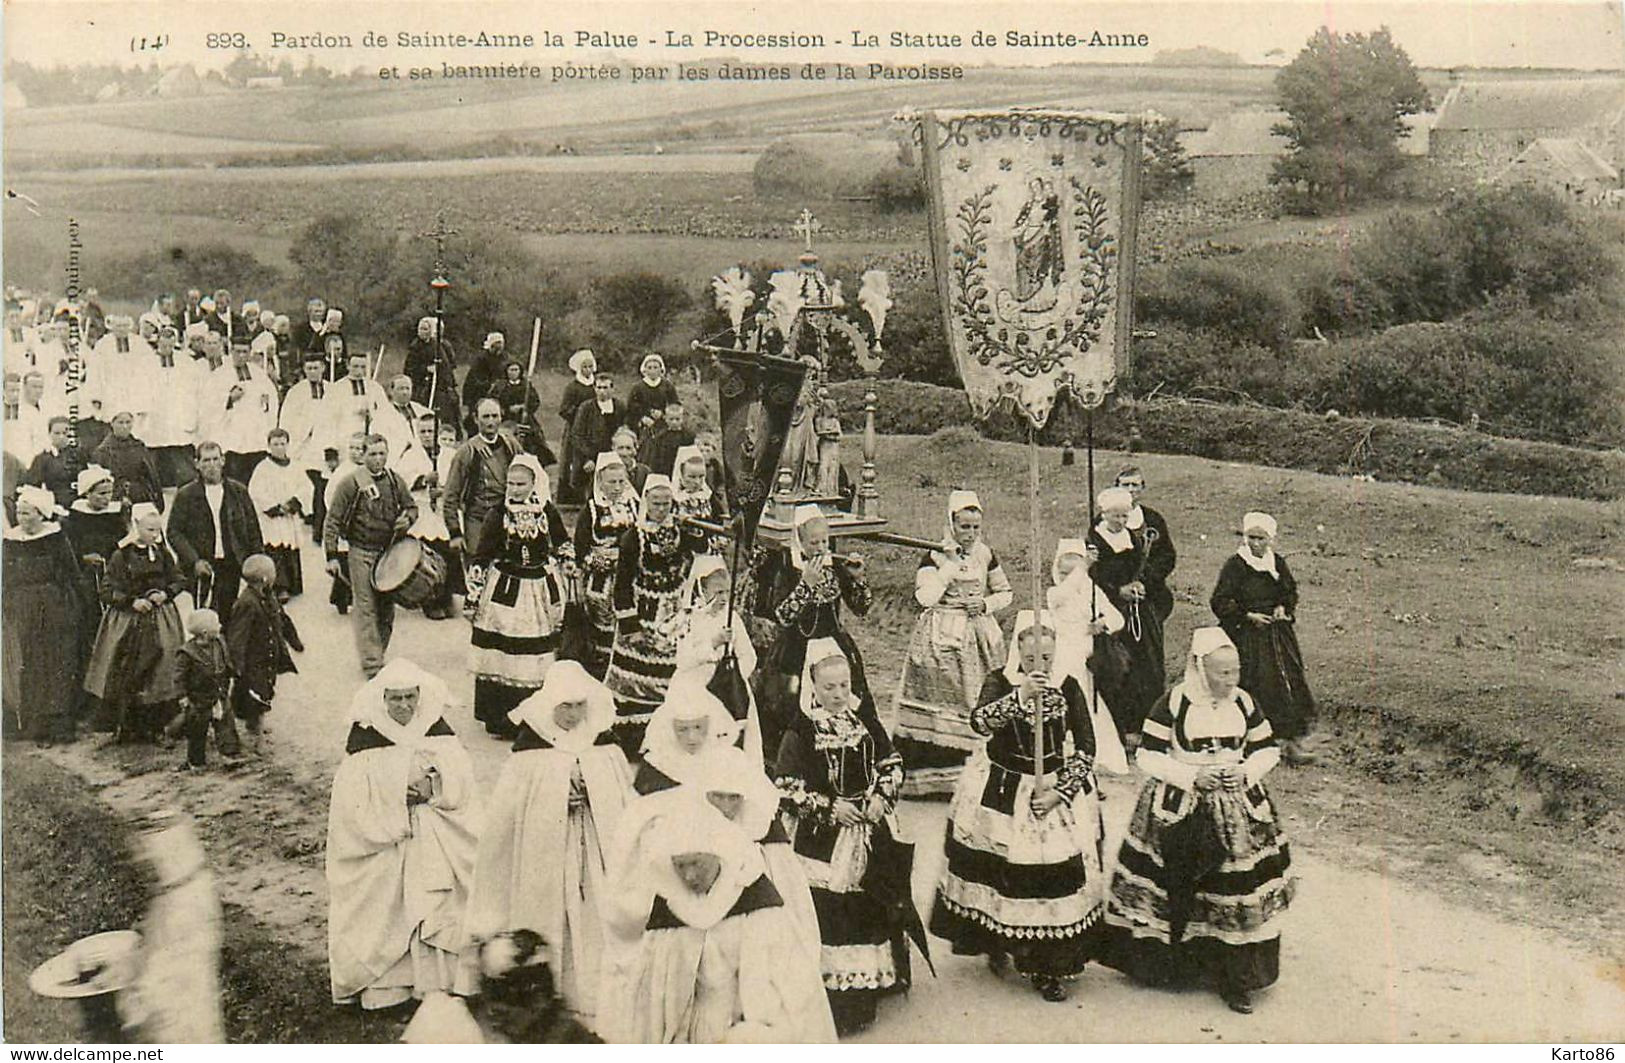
[680,743,828,1020]
[326,659,480,1009]
[597,675,743,1041]
[671,552,763,764]
[460,660,631,1029]
[621,794,835,1044]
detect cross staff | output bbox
[793,208,821,251]
[417,211,460,427]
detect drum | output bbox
[371,537,447,608]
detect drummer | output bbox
[321,433,417,678]
[395,412,459,621]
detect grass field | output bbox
[837,430,1625,944]
[0,168,930,298]
[3,169,907,240]
[842,431,1625,796]
[1,750,147,1041]
[0,159,1300,304]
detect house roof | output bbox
[1434,79,1625,132]
[1496,137,1619,184]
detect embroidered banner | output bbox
[911,109,1142,427]
[714,350,810,547]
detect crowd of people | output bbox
[1,280,1324,1042]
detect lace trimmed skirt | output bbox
[929,748,1106,977]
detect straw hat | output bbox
[29,931,143,999]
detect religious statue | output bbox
[780,356,823,495]
[814,391,842,498]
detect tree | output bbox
[1270,26,1430,214]
[224,51,272,87]
[1141,116,1195,200]
[287,214,402,324]
[585,272,692,364]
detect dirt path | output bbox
[42,538,1624,1043]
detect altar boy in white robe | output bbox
[326,659,480,1010]
[461,660,632,1030]
[204,337,278,485]
[247,428,313,599]
[324,350,392,452]
[89,315,152,430]
[279,351,339,520]
[143,327,199,487]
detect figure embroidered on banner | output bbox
[1005,176,1064,316]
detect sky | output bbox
[3,0,1622,72]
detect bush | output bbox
[1126,324,1322,408]
[752,134,903,199]
[1136,260,1302,351]
[828,378,1625,501]
[1322,321,1491,424]
[1457,302,1625,446]
[584,272,692,366]
[91,243,283,305]
[1141,116,1196,201]
[1311,187,1617,334]
[1128,189,1624,447]
[286,213,399,322]
[865,164,926,213]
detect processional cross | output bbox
[415,211,461,417]
[794,209,821,252]
[417,210,460,290]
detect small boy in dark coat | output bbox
[226,554,297,755]
[695,430,731,518]
[638,400,694,479]
[172,608,239,769]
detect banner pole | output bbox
[1086,403,1102,753]
[1029,418,1045,797]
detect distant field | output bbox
[4,64,1292,162]
[0,62,1544,170]
[4,120,325,157]
[1,168,923,282]
[11,152,759,184]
